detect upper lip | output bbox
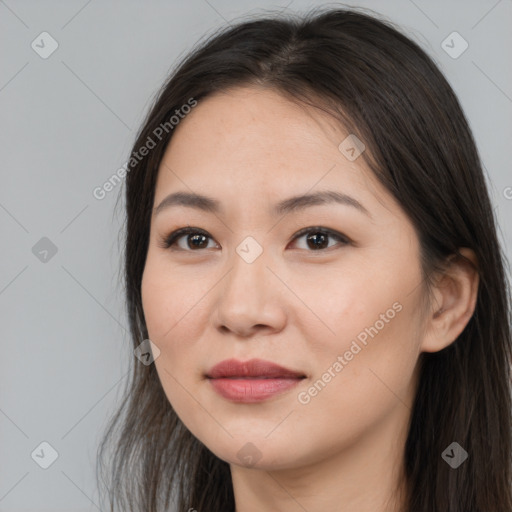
[206,358,306,379]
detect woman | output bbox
[97,6,512,512]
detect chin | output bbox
[193,429,310,471]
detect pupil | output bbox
[308,232,327,250]
[190,234,207,249]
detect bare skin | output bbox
[141,85,479,512]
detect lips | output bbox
[206,358,306,403]
[206,358,305,379]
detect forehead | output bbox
[153,85,395,219]
[166,86,348,162]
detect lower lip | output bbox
[208,377,303,403]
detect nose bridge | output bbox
[226,238,271,305]
[214,238,284,335]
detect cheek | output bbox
[141,257,208,385]
[141,262,204,427]
[301,264,422,409]
[315,246,423,354]
[305,269,391,355]
[141,257,166,337]
[291,307,420,459]
[141,254,203,342]
[310,297,421,412]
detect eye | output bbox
[158,226,350,252]
[289,226,350,251]
[158,227,218,251]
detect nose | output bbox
[212,247,287,338]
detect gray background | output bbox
[1,0,511,510]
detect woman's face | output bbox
[141,85,427,471]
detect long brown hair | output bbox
[97,6,512,511]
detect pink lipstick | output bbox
[206,358,305,403]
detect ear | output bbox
[420,248,480,353]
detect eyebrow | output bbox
[154,190,371,218]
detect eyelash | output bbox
[158,226,350,253]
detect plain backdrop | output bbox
[1,0,511,510]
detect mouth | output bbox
[205,358,306,403]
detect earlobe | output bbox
[420,248,479,353]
